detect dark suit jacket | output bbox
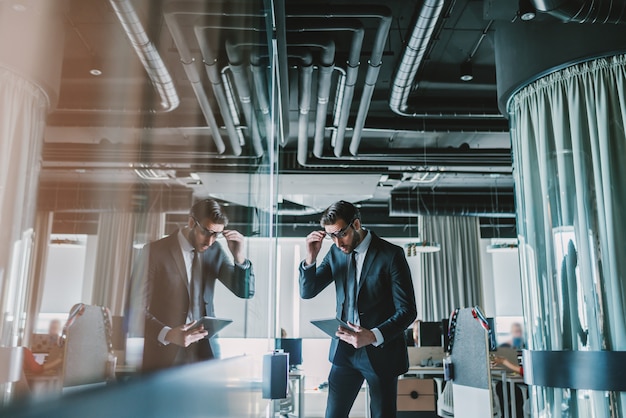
[136,230,255,372]
[300,232,416,377]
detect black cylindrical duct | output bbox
[389,187,516,217]
[531,0,626,23]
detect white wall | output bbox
[478,238,524,343]
[39,234,522,341]
[40,242,87,314]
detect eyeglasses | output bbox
[193,218,223,238]
[325,219,356,240]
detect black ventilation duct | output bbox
[389,187,516,218]
[531,0,626,23]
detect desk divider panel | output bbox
[450,307,493,418]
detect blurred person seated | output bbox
[491,354,525,418]
[499,322,525,350]
[25,319,64,376]
[16,320,65,398]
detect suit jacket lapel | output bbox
[167,231,189,292]
[358,233,379,294]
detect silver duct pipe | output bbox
[532,0,626,23]
[388,0,504,122]
[109,0,179,112]
[389,0,444,116]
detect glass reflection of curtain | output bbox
[419,216,483,321]
[92,213,135,316]
[125,212,165,337]
[0,68,48,348]
[510,54,626,418]
[23,211,53,345]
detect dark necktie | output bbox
[190,249,204,320]
[343,251,358,323]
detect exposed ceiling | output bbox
[39,0,541,237]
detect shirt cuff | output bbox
[301,260,315,269]
[371,328,384,347]
[158,326,172,345]
[236,259,251,269]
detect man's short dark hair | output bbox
[320,200,360,226]
[190,198,229,226]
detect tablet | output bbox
[310,318,354,338]
[189,317,233,338]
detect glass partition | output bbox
[0,0,279,405]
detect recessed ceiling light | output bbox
[460,60,473,82]
[89,68,103,76]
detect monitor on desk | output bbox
[486,317,497,351]
[418,321,443,347]
[275,338,302,368]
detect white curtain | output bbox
[23,211,53,345]
[509,53,626,418]
[0,67,48,346]
[419,215,483,321]
[91,213,136,316]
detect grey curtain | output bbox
[23,211,53,345]
[419,215,483,321]
[92,212,136,316]
[0,67,48,348]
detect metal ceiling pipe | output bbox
[388,0,504,121]
[163,6,228,154]
[313,62,335,158]
[294,147,512,168]
[194,27,242,156]
[250,52,273,149]
[109,0,180,112]
[285,6,392,157]
[225,39,264,158]
[274,0,291,146]
[295,51,314,166]
[531,0,626,23]
[230,35,338,162]
[281,36,336,160]
[284,20,363,158]
[389,188,516,217]
[348,10,392,156]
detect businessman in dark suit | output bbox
[134,198,255,372]
[300,200,417,418]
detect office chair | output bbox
[61,303,115,388]
[433,377,502,418]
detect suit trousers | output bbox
[326,344,398,418]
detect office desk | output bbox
[406,366,444,377]
[491,369,526,418]
[288,370,304,418]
